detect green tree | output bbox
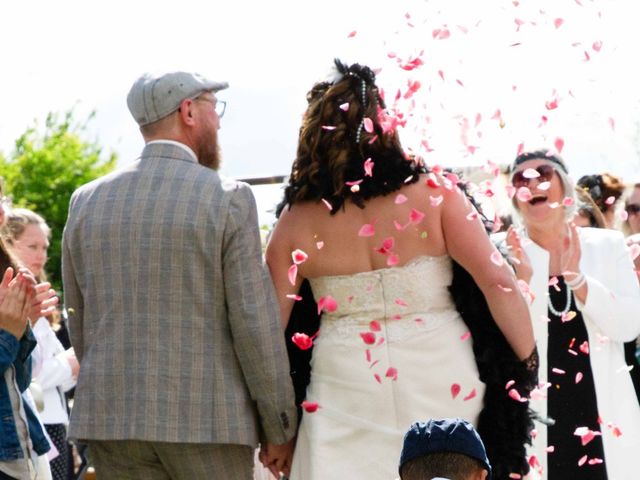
[0,110,116,293]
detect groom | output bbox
[62,71,297,479]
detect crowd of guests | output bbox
[0,60,639,480]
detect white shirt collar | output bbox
[146,140,198,163]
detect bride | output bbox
[265,60,536,479]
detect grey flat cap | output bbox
[127,71,228,126]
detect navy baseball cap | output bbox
[399,418,492,478]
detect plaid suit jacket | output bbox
[62,142,296,446]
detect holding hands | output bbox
[259,438,295,479]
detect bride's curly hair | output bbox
[283,59,425,213]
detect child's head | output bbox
[399,418,491,480]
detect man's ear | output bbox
[178,98,197,126]
[477,468,488,480]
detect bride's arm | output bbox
[440,185,535,361]
[265,207,305,330]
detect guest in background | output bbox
[577,172,625,229]
[2,208,78,480]
[502,150,640,479]
[573,187,606,229]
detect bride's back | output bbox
[273,174,449,279]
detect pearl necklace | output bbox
[548,280,572,317]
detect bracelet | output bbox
[566,273,586,290]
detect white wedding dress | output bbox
[289,255,486,480]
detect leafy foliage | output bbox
[0,110,116,293]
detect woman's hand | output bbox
[506,226,533,283]
[0,268,31,339]
[29,281,59,320]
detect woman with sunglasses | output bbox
[500,149,640,480]
[623,182,640,276]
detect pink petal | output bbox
[363,117,374,133]
[395,194,408,204]
[395,298,408,307]
[490,251,504,267]
[438,70,445,81]
[286,294,303,301]
[523,168,541,179]
[321,125,337,131]
[364,157,374,177]
[562,197,575,207]
[561,311,577,322]
[579,341,590,354]
[387,253,399,266]
[554,18,564,28]
[593,40,603,52]
[316,241,324,250]
[463,388,477,401]
[426,173,440,188]
[460,331,471,341]
[339,102,349,111]
[604,195,615,206]
[516,187,532,202]
[429,195,444,207]
[291,248,309,265]
[578,455,588,467]
[301,401,320,413]
[347,30,357,38]
[409,208,425,224]
[575,372,584,383]
[394,220,409,231]
[546,446,555,453]
[358,223,376,237]
[321,198,333,211]
[505,380,516,390]
[508,388,526,402]
[360,332,376,345]
[291,332,314,350]
[629,243,640,261]
[374,373,382,384]
[498,284,513,293]
[552,367,566,374]
[554,137,565,153]
[317,295,338,314]
[287,264,298,286]
[466,211,478,221]
[451,383,461,399]
[386,367,398,380]
[369,320,382,332]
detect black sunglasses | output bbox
[626,203,640,216]
[511,164,556,189]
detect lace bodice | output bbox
[309,255,461,344]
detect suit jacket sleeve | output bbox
[222,183,297,444]
[577,230,640,342]
[62,191,85,363]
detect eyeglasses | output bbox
[196,96,226,118]
[511,164,556,189]
[626,203,640,216]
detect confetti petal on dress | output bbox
[291,332,314,350]
[395,194,408,204]
[490,251,504,267]
[578,455,588,467]
[508,388,527,402]
[579,341,590,354]
[575,372,584,383]
[369,320,382,332]
[561,311,577,322]
[451,383,461,399]
[339,102,349,111]
[552,367,566,374]
[360,332,376,345]
[505,380,516,389]
[374,373,382,384]
[395,298,408,307]
[509,474,522,479]
[291,249,308,265]
[288,264,298,286]
[364,157,374,177]
[386,367,398,380]
[460,331,471,341]
[463,388,477,401]
[358,223,376,237]
[546,446,555,453]
[317,295,338,314]
[302,400,320,413]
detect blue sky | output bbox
[2,0,640,195]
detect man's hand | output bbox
[260,438,295,478]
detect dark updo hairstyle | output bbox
[282,58,425,213]
[576,172,625,213]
